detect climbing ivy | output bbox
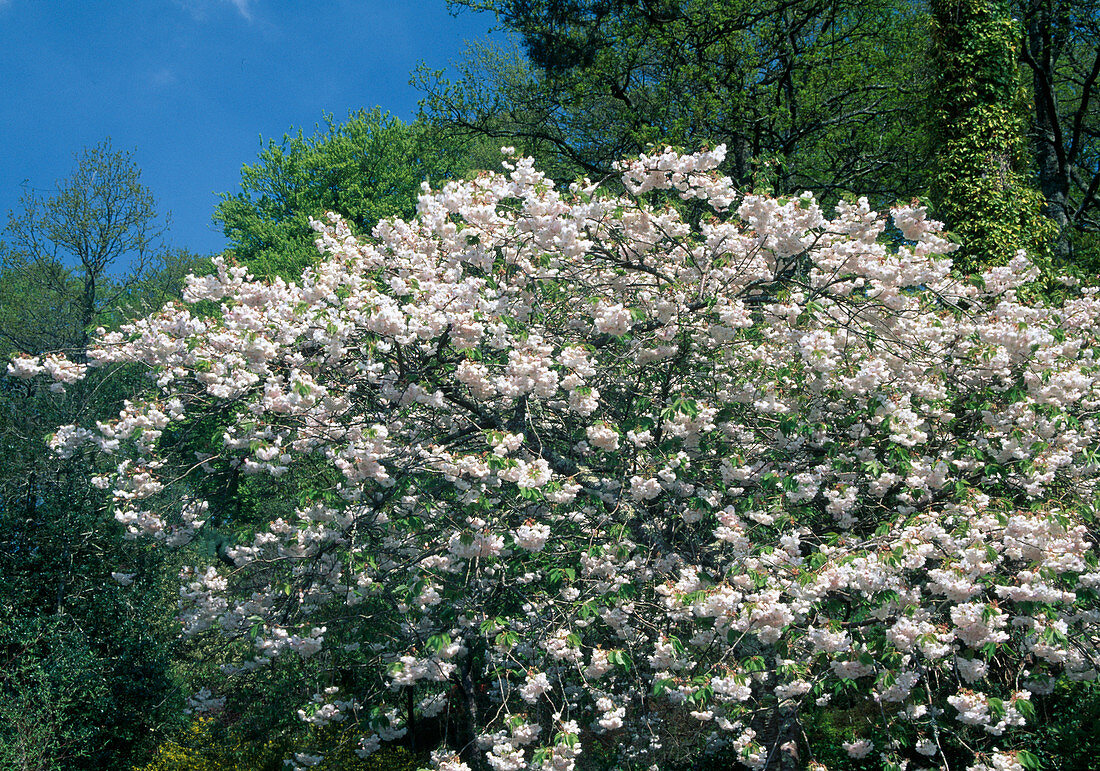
[928,0,1054,271]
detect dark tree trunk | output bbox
[1024,0,1073,262]
[455,655,484,771]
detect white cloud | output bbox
[149,68,178,88]
[225,0,252,20]
[174,0,255,22]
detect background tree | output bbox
[0,142,205,770]
[425,0,1100,276]
[4,140,175,353]
[420,0,932,200]
[215,108,484,280]
[1017,0,1100,265]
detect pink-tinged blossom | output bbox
[967,751,1027,771]
[7,356,44,378]
[842,740,874,759]
[519,671,551,704]
[514,521,551,552]
[16,146,1099,771]
[630,476,662,501]
[593,302,633,336]
[586,423,620,452]
[184,687,226,715]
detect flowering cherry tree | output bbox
[12,146,1100,771]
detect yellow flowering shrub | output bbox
[135,718,420,771]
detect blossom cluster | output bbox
[14,146,1100,770]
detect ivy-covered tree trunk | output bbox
[928,0,1052,270]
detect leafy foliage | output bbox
[421,0,933,199]
[214,109,477,280]
[0,144,204,771]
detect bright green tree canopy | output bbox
[215,109,476,281]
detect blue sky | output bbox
[0,0,496,257]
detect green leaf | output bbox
[1017,750,1042,770]
[652,678,674,696]
[426,634,451,653]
